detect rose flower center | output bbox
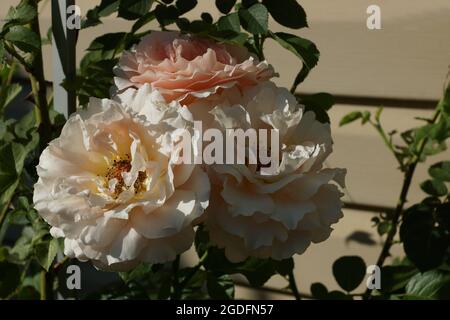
[104,154,147,199]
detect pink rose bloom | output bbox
[113,31,275,105]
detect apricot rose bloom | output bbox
[33,87,209,271]
[113,31,274,105]
[204,82,346,262]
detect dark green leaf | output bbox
[436,202,450,231]
[380,265,418,294]
[5,2,36,26]
[420,179,448,197]
[4,26,40,53]
[262,0,307,29]
[406,270,450,299]
[300,93,334,123]
[155,4,179,26]
[217,12,241,33]
[14,106,37,139]
[0,143,20,203]
[0,41,5,63]
[87,32,127,54]
[236,258,277,287]
[0,261,21,298]
[377,221,393,236]
[400,203,449,271]
[120,263,153,284]
[207,273,234,299]
[0,122,6,140]
[439,83,450,115]
[196,227,276,287]
[118,0,153,20]
[131,11,156,33]
[429,161,450,182]
[339,111,363,126]
[215,0,237,14]
[201,12,213,24]
[238,3,268,35]
[34,238,58,271]
[310,282,328,299]
[271,32,319,73]
[273,258,294,276]
[188,20,214,33]
[242,0,258,8]
[82,0,120,28]
[332,256,366,292]
[176,18,190,31]
[176,0,197,15]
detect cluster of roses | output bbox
[33,32,346,271]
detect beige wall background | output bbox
[1,0,450,299]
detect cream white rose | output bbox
[204,82,346,262]
[33,87,210,271]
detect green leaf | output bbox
[207,273,234,300]
[201,12,213,24]
[119,263,153,284]
[217,12,241,33]
[195,226,278,287]
[438,83,450,115]
[0,41,5,63]
[34,238,59,271]
[236,258,277,287]
[118,0,153,20]
[377,221,393,236]
[361,111,371,124]
[262,0,307,29]
[0,143,20,202]
[82,0,120,28]
[420,179,448,197]
[400,203,449,271]
[242,0,258,8]
[429,161,450,182]
[332,256,366,292]
[131,11,156,33]
[273,258,294,276]
[406,270,450,299]
[1,83,22,111]
[339,111,363,126]
[4,26,40,53]
[0,122,6,141]
[176,0,197,15]
[87,32,128,55]
[300,93,334,123]
[215,0,237,14]
[310,282,328,299]
[0,261,21,298]
[5,2,36,26]
[380,265,418,294]
[155,4,179,26]
[271,32,319,72]
[430,119,450,142]
[238,3,268,35]
[14,106,37,139]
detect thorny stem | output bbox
[288,270,301,300]
[28,3,52,152]
[369,119,405,171]
[363,98,444,300]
